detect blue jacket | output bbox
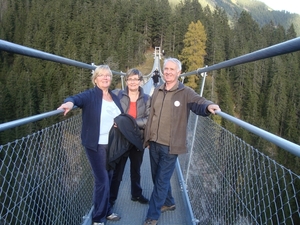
[64,86,124,151]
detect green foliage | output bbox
[179,20,207,71]
[179,20,207,89]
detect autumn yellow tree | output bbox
[179,20,207,90]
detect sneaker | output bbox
[106,213,121,221]
[92,223,104,225]
[161,204,176,213]
[144,218,158,225]
[131,195,149,204]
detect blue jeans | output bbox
[85,145,113,223]
[146,142,177,220]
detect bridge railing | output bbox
[179,113,300,224]
[1,38,300,225]
[0,113,94,225]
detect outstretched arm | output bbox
[207,104,221,115]
[57,102,74,116]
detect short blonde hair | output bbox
[91,65,112,85]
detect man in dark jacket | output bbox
[143,58,221,225]
[152,69,161,87]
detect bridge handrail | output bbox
[180,37,300,77]
[0,109,63,132]
[0,39,126,76]
[1,38,300,156]
[1,108,299,157]
[216,111,300,157]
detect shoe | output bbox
[144,218,158,225]
[92,223,104,225]
[161,204,176,213]
[106,213,121,221]
[131,195,149,204]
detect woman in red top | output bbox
[110,68,151,206]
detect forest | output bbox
[0,0,299,173]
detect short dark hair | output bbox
[125,68,143,81]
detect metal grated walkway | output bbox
[106,148,191,225]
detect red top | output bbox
[128,101,137,119]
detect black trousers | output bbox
[109,144,145,204]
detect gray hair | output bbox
[163,58,182,72]
[125,68,143,81]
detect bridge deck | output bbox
[106,148,190,225]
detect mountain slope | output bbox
[170,0,300,35]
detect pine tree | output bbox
[179,20,207,90]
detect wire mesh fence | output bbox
[179,113,300,225]
[1,112,300,225]
[0,114,93,225]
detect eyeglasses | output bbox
[126,78,140,82]
[97,74,111,78]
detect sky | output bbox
[259,0,300,15]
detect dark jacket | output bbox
[64,86,123,151]
[144,81,214,154]
[107,113,143,169]
[152,70,161,83]
[113,86,151,138]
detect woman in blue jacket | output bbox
[57,65,123,225]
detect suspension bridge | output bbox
[1,38,300,225]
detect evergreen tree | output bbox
[230,11,262,122]
[204,7,234,130]
[179,20,207,89]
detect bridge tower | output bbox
[154,47,161,59]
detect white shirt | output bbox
[98,99,121,144]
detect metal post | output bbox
[199,66,208,97]
[185,66,207,185]
[121,74,124,90]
